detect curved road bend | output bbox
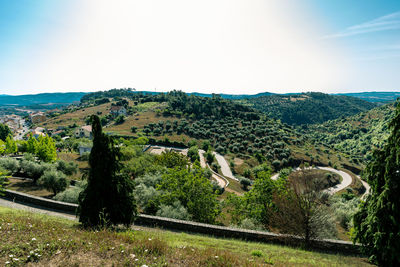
[271,166,369,197]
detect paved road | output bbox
[199,149,228,188]
[213,152,239,181]
[149,146,228,188]
[0,198,76,221]
[271,166,362,196]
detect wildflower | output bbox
[31,237,36,241]
[148,238,152,241]
[215,256,219,258]
[5,261,10,264]
[8,255,13,258]
[121,250,124,253]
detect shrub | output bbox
[39,169,68,195]
[53,181,86,204]
[156,200,191,220]
[239,177,252,191]
[0,157,20,174]
[56,160,78,176]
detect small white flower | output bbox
[5,261,10,264]
[215,256,219,258]
[46,243,50,246]
[130,254,136,259]
[111,247,115,250]
[38,254,41,257]
[141,265,148,267]
[31,238,36,241]
[135,258,139,261]
[121,250,124,253]
[148,238,152,241]
[8,255,13,258]
[30,251,34,254]
[145,249,148,252]
[13,258,19,261]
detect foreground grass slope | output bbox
[0,207,371,266]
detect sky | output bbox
[0,0,399,95]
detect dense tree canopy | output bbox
[0,123,12,141]
[353,103,400,265]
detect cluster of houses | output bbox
[0,114,22,132]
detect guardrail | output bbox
[1,189,362,255]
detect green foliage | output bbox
[25,135,57,162]
[204,151,215,165]
[155,151,188,169]
[158,167,220,224]
[226,170,282,228]
[115,115,125,124]
[156,200,192,220]
[246,92,376,125]
[0,157,20,174]
[0,123,12,141]
[20,159,53,183]
[0,169,8,196]
[78,115,137,227]
[56,160,78,176]
[54,180,87,204]
[353,103,400,266]
[0,140,5,154]
[331,195,360,230]
[38,169,67,196]
[304,102,396,163]
[5,135,17,154]
[239,177,252,191]
[187,146,200,162]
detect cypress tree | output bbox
[353,102,400,265]
[78,115,136,227]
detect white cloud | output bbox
[323,11,400,39]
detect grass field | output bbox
[0,206,372,266]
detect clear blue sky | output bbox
[0,0,399,95]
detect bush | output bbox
[156,200,191,221]
[331,195,360,230]
[56,160,78,176]
[211,180,224,195]
[20,160,53,182]
[53,181,86,204]
[39,170,67,195]
[0,157,20,174]
[239,177,252,191]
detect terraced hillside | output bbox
[38,90,360,174]
[243,92,377,125]
[303,102,398,164]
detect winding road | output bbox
[271,166,370,198]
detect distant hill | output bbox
[0,92,87,107]
[304,102,398,164]
[244,92,377,125]
[336,92,400,104]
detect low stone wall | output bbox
[4,189,78,214]
[1,189,362,255]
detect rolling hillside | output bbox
[243,92,377,125]
[0,92,86,107]
[38,90,360,174]
[303,102,398,164]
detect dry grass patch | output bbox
[0,207,372,266]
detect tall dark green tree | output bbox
[353,103,400,266]
[0,124,12,141]
[78,115,136,227]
